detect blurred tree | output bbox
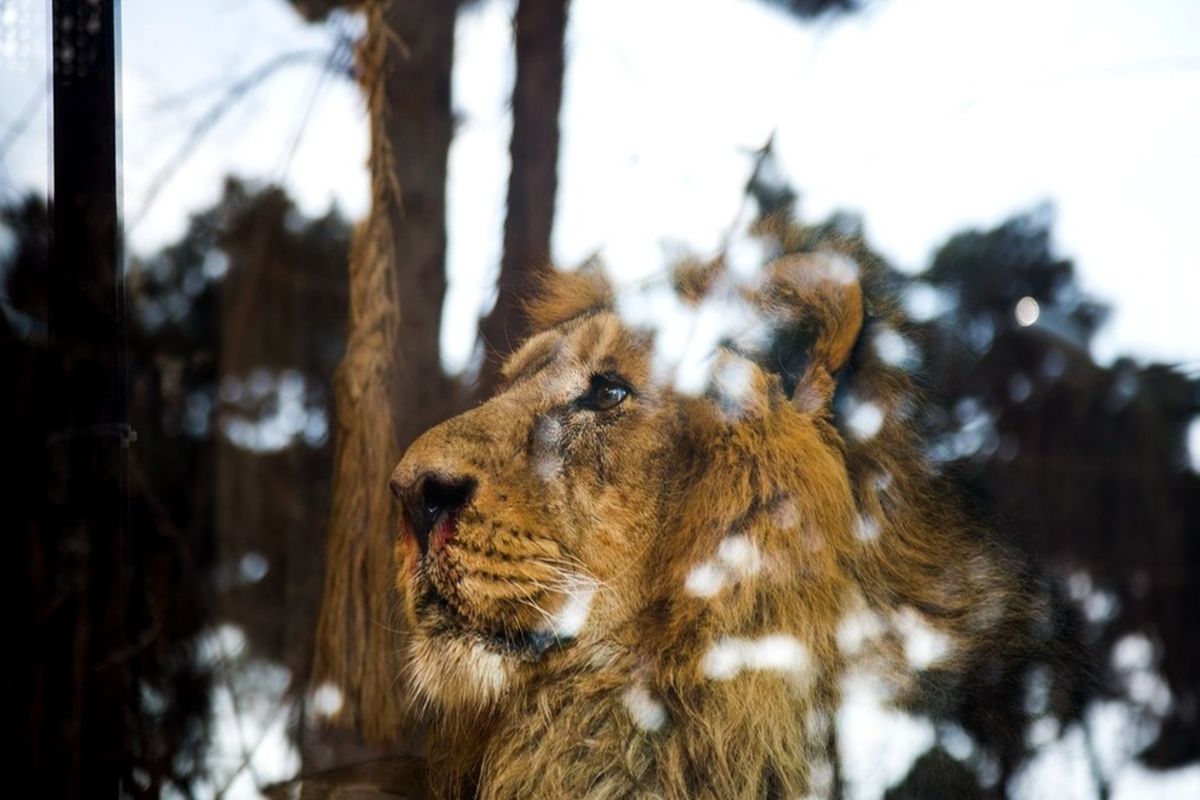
[743,158,1200,793]
[209,179,348,677]
[132,177,357,793]
[6,177,359,795]
[288,0,359,21]
[123,191,227,800]
[0,195,49,335]
[915,213,1200,771]
[757,0,865,18]
[884,748,982,800]
[479,0,570,388]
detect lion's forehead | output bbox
[502,312,650,390]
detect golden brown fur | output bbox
[389,253,1051,799]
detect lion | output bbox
[388,249,1066,799]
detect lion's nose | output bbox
[392,472,477,554]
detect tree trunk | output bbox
[478,0,569,390]
[312,0,458,748]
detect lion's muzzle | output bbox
[391,469,476,556]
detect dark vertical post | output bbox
[478,0,569,390]
[45,0,129,796]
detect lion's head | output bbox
[389,251,1056,798]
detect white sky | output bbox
[552,0,1200,368]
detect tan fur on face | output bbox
[390,255,1051,799]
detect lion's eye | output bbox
[576,374,630,412]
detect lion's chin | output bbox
[406,592,563,711]
[408,628,516,711]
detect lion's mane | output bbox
[389,243,1065,799]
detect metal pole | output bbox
[46,0,129,795]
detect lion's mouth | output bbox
[419,585,562,660]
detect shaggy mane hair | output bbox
[387,247,1066,799]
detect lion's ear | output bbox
[757,252,864,412]
[524,264,614,334]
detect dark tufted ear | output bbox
[523,264,614,334]
[754,252,864,411]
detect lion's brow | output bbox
[575,313,624,365]
[501,331,565,385]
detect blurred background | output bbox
[3,0,1198,797]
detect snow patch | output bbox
[818,252,860,286]
[837,607,887,657]
[771,496,800,529]
[854,514,881,543]
[531,415,564,481]
[1112,633,1172,716]
[1024,665,1051,716]
[845,398,885,441]
[839,670,936,800]
[622,684,668,732]
[309,682,344,718]
[717,534,761,573]
[684,562,726,598]
[613,273,765,399]
[893,606,951,669]
[701,634,809,680]
[685,534,763,597]
[1010,697,1200,800]
[725,223,769,280]
[710,354,758,418]
[873,326,919,369]
[548,575,597,639]
[902,283,954,323]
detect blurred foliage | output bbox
[746,150,1200,792]
[284,0,483,24]
[283,0,863,29]
[0,195,49,333]
[286,0,361,23]
[885,748,984,799]
[3,178,352,796]
[916,214,1200,772]
[924,209,1109,345]
[759,0,866,18]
